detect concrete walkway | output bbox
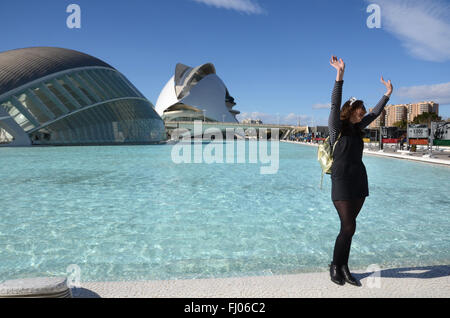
[282,140,450,166]
[74,265,450,298]
[363,149,450,166]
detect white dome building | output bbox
[155,63,240,123]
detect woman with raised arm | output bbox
[328,56,393,286]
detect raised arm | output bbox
[358,76,394,129]
[328,56,345,146]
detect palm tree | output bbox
[412,112,442,127]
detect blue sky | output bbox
[1,0,449,125]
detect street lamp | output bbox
[222,114,225,123]
[203,109,206,122]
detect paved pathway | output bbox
[75,265,450,298]
[283,140,450,166]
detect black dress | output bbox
[328,80,390,201]
[331,122,368,201]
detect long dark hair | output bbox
[340,99,367,137]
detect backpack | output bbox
[317,133,341,189]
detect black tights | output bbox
[332,198,366,266]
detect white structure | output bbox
[155,63,240,123]
[242,119,263,125]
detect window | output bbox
[88,70,117,99]
[57,78,87,107]
[67,75,96,104]
[97,70,124,98]
[1,100,36,131]
[78,72,107,100]
[17,92,53,124]
[33,87,64,118]
[47,83,78,112]
[110,72,136,97]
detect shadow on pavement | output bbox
[353,264,450,281]
[71,287,101,298]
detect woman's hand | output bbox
[381,76,393,97]
[330,56,345,72]
[330,55,345,81]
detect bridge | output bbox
[164,121,310,140]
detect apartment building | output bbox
[385,104,408,127]
[407,101,439,122]
[382,101,439,127]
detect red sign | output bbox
[314,138,326,141]
[409,139,428,145]
[382,138,399,144]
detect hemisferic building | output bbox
[0,47,165,146]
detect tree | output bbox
[412,112,442,127]
[393,119,408,129]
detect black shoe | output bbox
[340,264,361,287]
[329,263,345,286]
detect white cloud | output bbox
[312,103,331,110]
[192,0,265,15]
[368,0,450,62]
[397,82,450,105]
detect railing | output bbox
[165,121,308,130]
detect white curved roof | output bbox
[155,76,178,116]
[175,63,216,99]
[155,63,239,123]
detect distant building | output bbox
[385,104,408,127]
[155,63,240,123]
[310,126,329,138]
[407,101,439,122]
[242,119,263,125]
[383,101,440,127]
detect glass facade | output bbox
[0,67,165,146]
[30,100,165,145]
[2,99,36,132]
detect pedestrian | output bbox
[328,56,393,286]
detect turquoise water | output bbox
[1,142,449,282]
